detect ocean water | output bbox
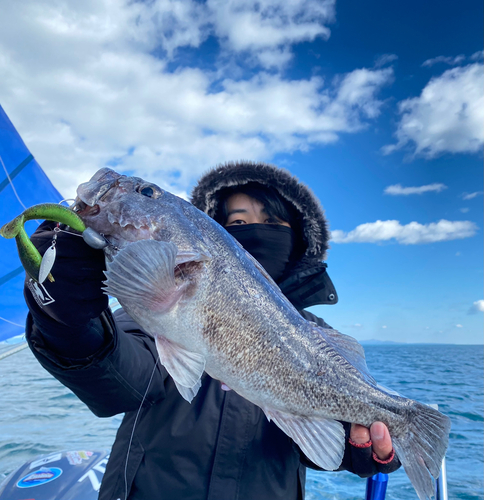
[0,343,482,499]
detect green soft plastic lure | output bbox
[1,203,87,283]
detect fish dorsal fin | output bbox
[311,324,377,386]
[156,336,206,403]
[264,409,345,470]
[377,383,402,397]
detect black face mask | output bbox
[225,224,295,282]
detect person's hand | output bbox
[24,220,108,327]
[350,421,393,461]
[343,421,400,476]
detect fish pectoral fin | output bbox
[155,336,206,402]
[103,240,184,312]
[263,409,345,471]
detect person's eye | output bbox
[264,217,280,224]
[227,219,246,226]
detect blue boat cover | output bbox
[0,105,63,341]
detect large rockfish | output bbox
[75,167,450,500]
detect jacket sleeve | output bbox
[26,307,169,417]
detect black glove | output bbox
[24,220,108,327]
[24,220,110,359]
[300,422,401,476]
[340,425,401,477]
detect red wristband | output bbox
[349,438,372,448]
[372,449,395,464]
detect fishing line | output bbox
[0,315,24,327]
[56,227,84,237]
[175,264,186,280]
[123,354,160,500]
[58,198,77,206]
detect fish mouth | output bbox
[74,199,154,234]
[73,200,101,217]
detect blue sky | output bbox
[0,0,482,343]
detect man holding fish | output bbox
[19,162,448,500]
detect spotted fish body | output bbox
[75,167,450,500]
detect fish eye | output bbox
[140,186,155,197]
[137,184,162,198]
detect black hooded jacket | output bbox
[25,162,398,500]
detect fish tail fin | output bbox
[392,402,451,500]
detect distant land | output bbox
[359,340,484,346]
[359,339,406,345]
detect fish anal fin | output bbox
[263,408,345,471]
[155,335,205,402]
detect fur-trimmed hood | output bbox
[190,161,330,264]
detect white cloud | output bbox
[422,55,465,67]
[331,219,478,245]
[135,0,336,68]
[462,191,483,200]
[0,0,394,197]
[374,54,398,68]
[455,324,463,328]
[129,0,212,57]
[459,208,470,213]
[474,300,484,312]
[255,47,294,69]
[384,183,447,195]
[210,0,335,54]
[470,50,484,61]
[382,63,484,158]
[468,300,484,314]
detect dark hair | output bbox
[213,183,294,225]
[213,182,306,259]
